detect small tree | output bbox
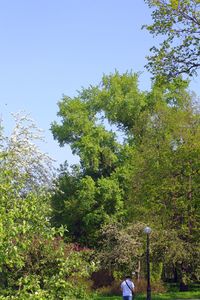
[97,222,145,277]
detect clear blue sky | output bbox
[0,0,199,168]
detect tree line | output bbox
[0,1,199,298]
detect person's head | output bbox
[125,275,132,279]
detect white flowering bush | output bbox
[0,114,95,299]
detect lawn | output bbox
[94,291,200,300]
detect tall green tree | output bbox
[127,79,200,288]
[144,0,200,78]
[51,72,148,246]
[51,72,200,286]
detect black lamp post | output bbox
[144,226,151,300]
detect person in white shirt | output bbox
[120,275,135,300]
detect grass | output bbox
[93,291,200,300]
[93,283,200,300]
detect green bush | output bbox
[0,238,95,299]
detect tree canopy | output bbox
[51,71,200,286]
[144,0,200,78]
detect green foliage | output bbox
[0,115,94,299]
[97,222,146,275]
[150,262,163,282]
[144,0,200,78]
[129,80,200,284]
[51,165,125,246]
[51,71,149,246]
[51,71,200,286]
[0,241,94,299]
[0,114,53,272]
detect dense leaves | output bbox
[0,115,94,299]
[51,71,200,288]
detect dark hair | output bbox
[125,275,131,279]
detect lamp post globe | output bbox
[144,226,152,235]
[144,226,151,300]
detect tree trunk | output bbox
[173,267,178,283]
[136,260,141,281]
